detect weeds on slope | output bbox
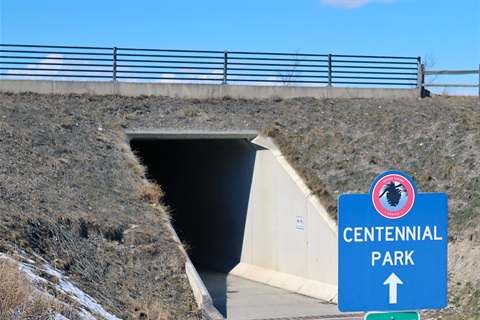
[0,257,57,319]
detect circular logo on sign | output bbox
[372,173,415,219]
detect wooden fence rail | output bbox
[420,65,480,97]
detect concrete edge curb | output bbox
[165,222,224,319]
[230,262,338,302]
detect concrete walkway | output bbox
[197,268,364,320]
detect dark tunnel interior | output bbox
[130,138,259,272]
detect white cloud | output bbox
[321,0,395,9]
[5,53,113,81]
[7,54,65,78]
[152,73,182,83]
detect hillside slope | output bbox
[0,93,200,319]
[0,92,479,319]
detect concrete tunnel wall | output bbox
[231,136,338,301]
[129,134,338,302]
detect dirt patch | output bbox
[0,92,479,319]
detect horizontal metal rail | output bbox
[333,65,417,70]
[0,49,111,56]
[1,67,110,73]
[0,44,420,87]
[0,43,112,50]
[332,59,417,65]
[4,73,112,79]
[0,55,113,62]
[118,53,222,60]
[229,62,329,68]
[117,59,224,65]
[1,62,112,68]
[117,47,224,54]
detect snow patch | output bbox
[0,252,121,320]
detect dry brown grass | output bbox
[0,92,201,319]
[0,257,54,319]
[120,141,148,178]
[137,180,165,205]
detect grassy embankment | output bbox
[0,92,478,319]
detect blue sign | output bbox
[338,171,448,312]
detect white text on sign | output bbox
[343,225,443,243]
[371,250,414,266]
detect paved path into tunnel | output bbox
[197,268,364,320]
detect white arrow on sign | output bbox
[383,273,403,304]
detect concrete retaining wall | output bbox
[230,136,338,302]
[0,79,418,99]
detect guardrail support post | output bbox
[417,57,423,98]
[328,54,332,86]
[223,51,228,84]
[113,47,117,82]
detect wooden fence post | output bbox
[416,57,423,98]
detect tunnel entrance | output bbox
[129,132,260,273]
[128,130,340,317]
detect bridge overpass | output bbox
[1,80,411,319]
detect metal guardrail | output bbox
[0,44,420,87]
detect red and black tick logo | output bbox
[371,172,415,219]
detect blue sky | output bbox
[1,0,479,94]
